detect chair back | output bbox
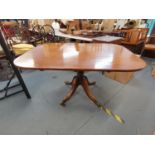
[40,25,55,42]
[81,21,91,30]
[31,25,43,39]
[117,28,149,45]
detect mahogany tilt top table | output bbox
[14,43,146,124]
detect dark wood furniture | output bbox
[30,24,46,45]
[14,43,146,124]
[141,34,155,57]
[114,28,149,54]
[144,34,155,51]
[40,24,55,42]
[144,44,155,51]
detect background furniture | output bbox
[1,23,35,56]
[0,28,31,100]
[40,24,55,43]
[30,24,45,45]
[141,34,155,57]
[114,28,149,54]
[55,29,122,43]
[29,24,56,43]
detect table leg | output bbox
[81,76,124,124]
[84,76,96,86]
[64,76,77,86]
[64,81,72,85]
[60,76,78,106]
[64,75,96,86]
[81,76,101,107]
[60,71,124,124]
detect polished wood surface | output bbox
[14,43,146,72]
[144,44,155,51]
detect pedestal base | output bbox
[60,71,125,124]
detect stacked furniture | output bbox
[114,28,149,54]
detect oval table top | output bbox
[14,43,146,72]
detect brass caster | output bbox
[88,81,96,86]
[99,105,125,124]
[64,81,72,85]
[60,102,66,107]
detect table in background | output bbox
[55,30,122,44]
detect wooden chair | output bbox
[116,28,149,54]
[40,24,55,43]
[30,24,45,46]
[66,20,81,33]
[120,28,148,45]
[81,20,91,30]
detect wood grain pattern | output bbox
[14,43,146,72]
[144,44,155,51]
